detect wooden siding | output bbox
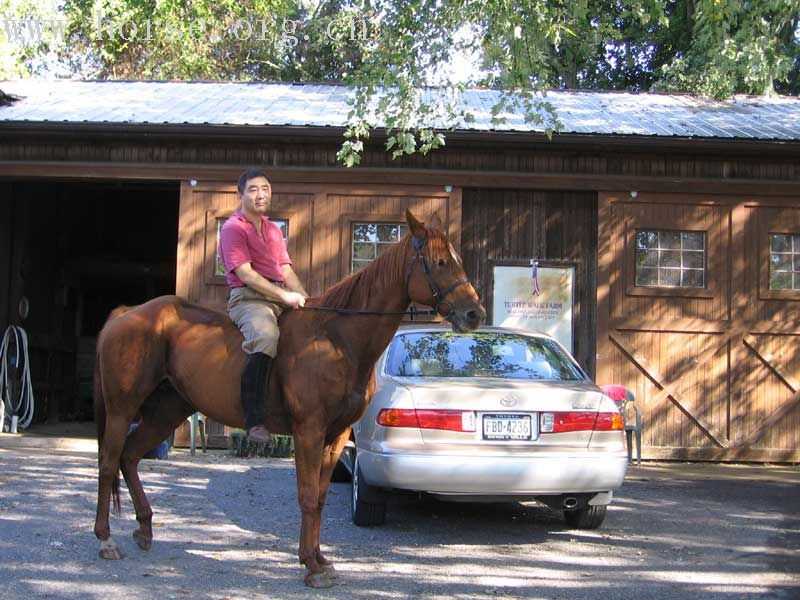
[598,192,800,462]
[2,128,799,198]
[461,188,597,376]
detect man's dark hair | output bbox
[237,168,270,195]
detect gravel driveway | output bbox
[0,446,797,600]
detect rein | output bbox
[297,305,437,317]
[297,235,470,318]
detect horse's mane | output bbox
[313,234,415,309]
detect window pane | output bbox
[683,251,704,269]
[682,269,704,288]
[771,253,792,272]
[682,232,704,250]
[771,234,791,253]
[352,259,371,272]
[353,223,376,242]
[659,231,682,250]
[795,273,800,291]
[352,242,375,260]
[636,231,658,250]
[660,250,681,268]
[377,224,400,242]
[272,219,288,240]
[636,267,658,287]
[636,249,658,268]
[659,269,681,287]
[770,271,792,290]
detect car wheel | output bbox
[331,458,352,483]
[563,505,607,529]
[351,455,386,527]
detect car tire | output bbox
[331,459,352,483]
[563,505,607,529]
[351,455,386,527]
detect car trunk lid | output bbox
[395,377,605,448]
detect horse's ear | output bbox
[428,212,443,231]
[405,209,426,240]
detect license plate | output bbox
[482,413,534,441]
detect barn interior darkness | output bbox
[0,179,179,424]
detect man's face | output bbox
[241,176,272,215]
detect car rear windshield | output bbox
[385,332,586,381]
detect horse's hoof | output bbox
[98,540,123,560]
[132,530,152,551]
[304,571,336,588]
[322,563,338,578]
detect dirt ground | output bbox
[0,442,797,600]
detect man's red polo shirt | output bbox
[219,210,291,288]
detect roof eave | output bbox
[1,120,799,157]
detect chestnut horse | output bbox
[92,210,485,587]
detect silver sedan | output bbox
[335,325,628,529]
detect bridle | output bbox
[405,236,470,320]
[298,235,471,319]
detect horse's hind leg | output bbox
[121,386,193,552]
[95,414,134,560]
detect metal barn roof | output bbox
[1,79,799,140]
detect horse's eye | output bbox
[437,258,447,267]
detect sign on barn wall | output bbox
[491,262,575,353]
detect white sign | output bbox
[492,263,574,352]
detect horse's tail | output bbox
[94,313,125,515]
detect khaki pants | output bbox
[227,287,284,357]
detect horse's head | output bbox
[405,209,486,333]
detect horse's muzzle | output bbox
[447,305,486,333]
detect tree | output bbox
[657,0,800,98]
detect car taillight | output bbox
[377,409,476,432]
[540,411,623,433]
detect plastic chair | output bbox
[600,384,643,466]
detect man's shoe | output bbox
[247,425,271,444]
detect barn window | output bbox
[215,217,288,277]
[635,230,706,288]
[769,234,800,291]
[351,222,408,272]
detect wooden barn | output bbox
[1,80,799,462]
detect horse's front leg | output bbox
[293,425,333,588]
[312,427,352,574]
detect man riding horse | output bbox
[219,168,309,444]
[91,181,485,586]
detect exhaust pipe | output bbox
[562,496,578,510]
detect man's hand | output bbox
[281,291,307,309]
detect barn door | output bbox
[597,192,800,462]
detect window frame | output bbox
[349,220,410,273]
[338,212,411,276]
[624,207,718,299]
[759,208,800,300]
[633,228,708,290]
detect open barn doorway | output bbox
[0,178,179,426]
